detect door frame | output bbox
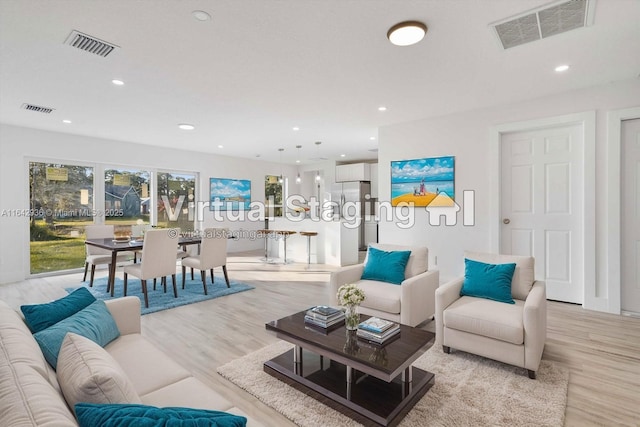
[607,106,640,314]
[489,111,596,309]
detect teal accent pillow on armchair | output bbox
[361,246,411,285]
[460,258,516,304]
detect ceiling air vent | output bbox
[21,103,55,114]
[64,30,119,57]
[491,0,594,49]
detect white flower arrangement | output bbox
[337,283,366,307]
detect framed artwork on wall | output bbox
[390,156,455,207]
[209,177,251,210]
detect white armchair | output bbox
[435,251,547,379]
[329,244,439,327]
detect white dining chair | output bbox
[123,228,180,308]
[180,228,230,294]
[84,225,133,287]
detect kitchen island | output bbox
[265,217,359,266]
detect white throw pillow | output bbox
[57,333,141,412]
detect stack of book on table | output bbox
[357,317,400,344]
[304,306,345,329]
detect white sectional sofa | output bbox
[0,296,260,426]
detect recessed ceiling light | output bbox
[62,119,72,124]
[554,64,570,72]
[178,124,195,130]
[111,79,124,86]
[378,106,387,111]
[192,10,211,21]
[387,21,427,46]
[217,144,224,148]
[370,136,376,140]
[292,126,300,131]
[340,154,346,157]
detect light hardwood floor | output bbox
[1,253,639,426]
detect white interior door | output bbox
[500,124,583,303]
[621,118,640,314]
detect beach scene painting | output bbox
[391,156,454,207]
[209,178,251,210]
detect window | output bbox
[157,171,196,233]
[265,175,283,217]
[104,168,150,229]
[29,162,94,274]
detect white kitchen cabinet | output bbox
[335,163,371,182]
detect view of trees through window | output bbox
[28,161,197,275]
[29,162,94,274]
[104,168,150,232]
[265,175,283,217]
[157,172,196,233]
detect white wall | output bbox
[377,79,640,313]
[0,124,298,284]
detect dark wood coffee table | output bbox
[265,310,435,426]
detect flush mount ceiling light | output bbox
[378,106,387,111]
[192,10,211,21]
[555,64,570,72]
[178,123,195,130]
[111,79,124,86]
[387,21,427,46]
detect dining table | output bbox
[84,236,201,297]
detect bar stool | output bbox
[275,230,297,264]
[299,231,318,268]
[259,229,274,262]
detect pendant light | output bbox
[295,145,302,183]
[315,141,322,181]
[278,148,284,183]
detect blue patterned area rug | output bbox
[66,273,254,315]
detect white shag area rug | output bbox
[217,341,568,427]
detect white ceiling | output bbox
[1,0,639,165]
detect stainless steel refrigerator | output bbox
[331,181,371,250]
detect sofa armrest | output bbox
[399,269,439,327]
[104,296,141,335]
[434,277,464,345]
[523,280,547,372]
[328,264,365,306]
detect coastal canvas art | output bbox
[209,178,251,210]
[391,156,455,207]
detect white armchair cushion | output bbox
[443,297,525,345]
[464,251,534,300]
[357,279,402,314]
[368,244,428,279]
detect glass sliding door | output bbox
[29,161,94,274]
[104,167,151,235]
[156,171,196,233]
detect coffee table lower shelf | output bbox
[264,348,435,427]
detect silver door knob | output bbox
[503,218,510,224]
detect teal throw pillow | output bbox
[34,300,120,368]
[461,258,516,304]
[361,247,411,285]
[21,287,96,333]
[75,403,247,427]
